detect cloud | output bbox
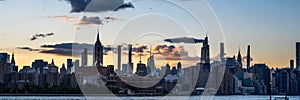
[114,2,134,11]
[30,32,54,41]
[75,16,102,25]
[133,45,148,53]
[47,15,76,22]
[66,0,92,12]
[40,43,113,56]
[152,45,188,57]
[164,37,205,44]
[17,47,40,51]
[48,15,106,25]
[151,45,199,61]
[104,16,124,21]
[65,0,134,13]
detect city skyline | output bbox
[1,0,300,69]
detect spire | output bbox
[237,47,242,67]
[62,63,65,68]
[11,52,15,65]
[139,52,142,63]
[51,58,55,66]
[96,26,100,42]
[238,47,241,57]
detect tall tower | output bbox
[177,62,182,73]
[220,43,225,64]
[81,48,88,67]
[67,59,73,74]
[117,45,122,72]
[128,44,132,64]
[10,52,16,72]
[94,29,104,67]
[127,44,133,74]
[51,58,55,66]
[246,45,251,70]
[11,52,15,66]
[237,48,242,67]
[201,36,210,64]
[290,59,294,71]
[296,42,300,71]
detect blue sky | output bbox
[208,0,300,67]
[0,0,300,69]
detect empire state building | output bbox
[93,31,104,67]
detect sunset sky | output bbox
[0,0,300,70]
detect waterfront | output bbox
[0,95,299,100]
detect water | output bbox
[0,95,299,100]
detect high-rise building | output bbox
[136,63,146,76]
[32,60,48,73]
[122,64,128,74]
[171,66,177,75]
[177,62,182,73]
[127,44,133,74]
[117,45,122,71]
[237,48,242,68]
[67,59,73,74]
[147,55,156,77]
[81,48,88,67]
[60,63,67,78]
[74,59,79,72]
[10,53,16,73]
[0,53,10,63]
[94,30,104,67]
[246,45,251,71]
[128,44,132,63]
[165,64,171,75]
[220,43,225,64]
[290,59,294,71]
[10,53,15,66]
[296,42,300,71]
[201,36,210,64]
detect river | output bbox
[0,95,299,100]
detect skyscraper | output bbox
[127,44,133,74]
[32,59,48,74]
[296,42,300,71]
[246,45,251,71]
[177,62,182,73]
[10,53,16,72]
[201,36,210,64]
[67,59,73,74]
[94,30,104,67]
[122,64,128,74]
[0,53,10,63]
[117,45,122,72]
[10,53,15,66]
[290,59,294,71]
[220,43,225,64]
[81,48,88,67]
[237,48,242,68]
[74,59,79,72]
[60,63,67,78]
[165,64,171,75]
[128,44,132,64]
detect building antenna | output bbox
[139,52,142,63]
[97,25,100,39]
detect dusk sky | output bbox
[0,0,300,70]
